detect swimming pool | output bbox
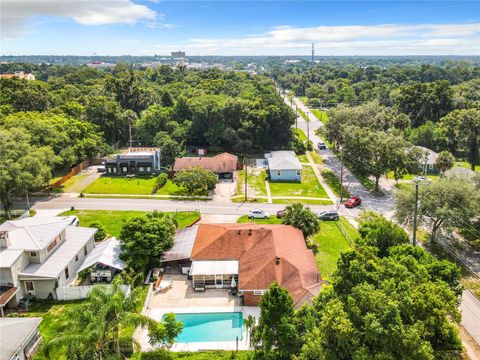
[167,312,243,342]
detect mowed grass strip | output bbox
[269,166,328,198]
[83,175,157,195]
[60,210,200,237]
[311,109,328,124]
[237,169,267,197]
[237,215,282,224]
[314,218,358,280]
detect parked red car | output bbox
[344,196,361,208]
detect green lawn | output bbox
[237,215,282,224]
[155,179,186,195]
[273,199,333,205]
[322,170,351,198]
[456,161,480,172]
[269,166,328,198]
[83,175,158,195]
[311,109,328,124]
[52,174,90,192]
[236,169,267,198]
[26,286,150,360]
[60,210,200,237]
[314,218,358,280]
[295,128,308,143]
[297,108,309,121]
[135,350,254,360]
[297,154,308,163]
[309,151,323,164]
[23,300,84,360]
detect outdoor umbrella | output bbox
[230,276,237,288]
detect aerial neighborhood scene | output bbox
[1,0,480,359]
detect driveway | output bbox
[212,180,236,203]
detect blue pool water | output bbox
[167,312,243,342]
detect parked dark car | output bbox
[344,196,361,208]
[318,141,327,150]
[97,167,106,173]
[276,210,285,218]
[318,210,339,221]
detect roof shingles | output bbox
[190,224,325,306]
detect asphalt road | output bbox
[461,290,480,346]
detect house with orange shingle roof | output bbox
[161,223,325,307]
[172,152,240,180]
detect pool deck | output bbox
[135,274,260,352]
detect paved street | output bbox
[285,93,395,217]
[461,290,480,347]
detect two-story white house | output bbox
[0,216,96,315]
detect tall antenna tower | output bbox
[311,42,315,63]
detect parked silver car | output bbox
[248,209,270,219]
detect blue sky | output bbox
[1,1,479,55]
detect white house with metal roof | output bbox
[0,317,42,360]
[265,151,302,181]
[0,216,96,315]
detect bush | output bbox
[152,173,168,193]
[88,222,107,241]
[290,135,306,154]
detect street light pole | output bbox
[25,191,30,211]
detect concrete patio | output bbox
[135,274,260,352]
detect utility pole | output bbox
[311,42,315,63]
[244,158,248,202]
[129,123,133,148]
[413,180,419,246]
[412,176,428,246]
[339,147,344,203]
[25,191,30,211]
[306,111,310,143]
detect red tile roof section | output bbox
[191,223,325,306]
[173,152,238,173]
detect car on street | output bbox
[276,210,285,218]
[318,141,327,150]
[248,209,270,219]
[318,210,339,221]
[344,196,361,208]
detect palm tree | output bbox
[244,315,256,348]
[45,276,154,359]
[435,150,455,177]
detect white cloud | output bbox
[157,22,480,55]
[1,0,157,39]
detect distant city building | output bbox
[0,71,35,80]
[105,147,162,175]
[171,51,186,59]
[87,61,116,69]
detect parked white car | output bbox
[248,209,270,219]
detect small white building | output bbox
[265,151,302,182]
[0,317,42,360]
[0,216,96,315]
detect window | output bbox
[297,170,301,176]
[47,238,58,252]
[122,167,127,173]
[107,167,111,173]
[113,167,117,173]
[83,245,88,256]
[25,281,34,292]
[64,267,70,279]
[253,290,264,296]
[29,251,37,257]
[139,166,144,172]
[146,166,151,172]
[75,254,79,262]
[277,170,281,176]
